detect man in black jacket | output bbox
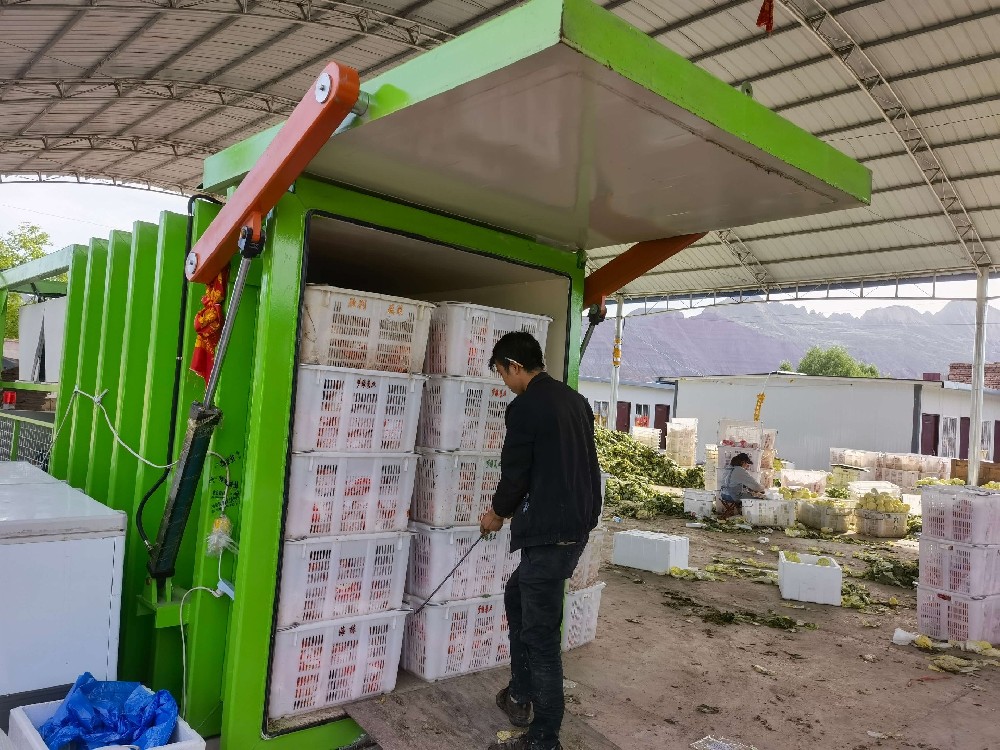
[480,331,602,750]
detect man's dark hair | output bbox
[491,331,545,372]
[731,452,752,467]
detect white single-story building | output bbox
[578,371,1000,471]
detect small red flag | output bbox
[757,0,775,34]
[190,267,229,384]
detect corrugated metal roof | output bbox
[1,0,997,293]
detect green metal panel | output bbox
[85,229,134,502]
[63,238,109,489]
[50,245,91,479]
[0,245,79,289]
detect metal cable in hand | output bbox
[412,533,488,616]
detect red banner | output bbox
[190,268,229,384]
[757,0,775,34]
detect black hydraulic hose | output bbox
[136,193,224,551]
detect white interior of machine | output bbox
[305,215,572,379]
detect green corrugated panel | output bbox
[49,245,93,479]
[85,229,133,503]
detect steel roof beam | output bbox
[0,171,190,193]
[713,229,774,293]
[816,91,1000,140]
[0,134,213,157]
[872,169,1000,197]
[777,0,992,272]
[0,9,86,99]
[860,134,1000,166]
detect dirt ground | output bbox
[562,515,1000,750]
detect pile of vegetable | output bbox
[826,485,850,500]
[778,487,820,500]
[853,551,919,588]
[857,490,910,513]
[915,478,965,487]
[597,427,703,519]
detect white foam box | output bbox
[683,489,716,518]
[611,530,688,574]
[9,700,204,750]
[778,552,842,607]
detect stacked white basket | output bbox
[403,302,549,681]
[704,444,718,492]
[917,486,1000,644]
[664,418,698,467]
[269,286,433,720]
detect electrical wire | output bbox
[179,585,222,720]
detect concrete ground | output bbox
[207,516,999,749]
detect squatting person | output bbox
[718,451,765,518]
[479,331,603,750]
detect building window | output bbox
[593,400,610,428]
[940,417,959,459]
[634,403,650,428]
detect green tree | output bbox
[778,360,793,372]
[0,223,51,338]
[797,345,879,378]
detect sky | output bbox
[0,182,986,320]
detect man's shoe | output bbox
[495,686,532,727]
[486,734,562,750]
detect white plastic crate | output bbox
[9,700,204,750]
[683,489,716,518]
[569,527,606,591]
[718,419,764,449]
[269,609,407,719]
[286,453,416,538]
[292,366,426,453]
[778,552,842,606]
[563,582,605,651]
[829,465,870,487]
[611,530,688,574]
[916,586,1000,644]
[424,302,551,379]
[277,532,411,627]
[919,538,1000,596]
[855,509,907,538]
[299,285,434,373]
[921,486,1000,544]
[740,498,796,528]
[412,451,502,526]
[407,523,519,603]
[848,480,901,504]
[780,469,828,496]
[401,594,510,681]
[417,376,513,452]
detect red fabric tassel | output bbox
[757,0,775,34]
[190,267,229,384]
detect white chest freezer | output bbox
[0,481,125,698]
[0,463,60,486]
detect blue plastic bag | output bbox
[39,673,178,750]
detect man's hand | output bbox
[480,509,504,537]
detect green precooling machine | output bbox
[0,0,870,746]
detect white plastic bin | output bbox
[740,498,796,528]
[916,585,1000,644]
[718,419,764,449]
[299,285,434,373]
[611,530,688,574]
[269,610,407,719]
[417,376,514,452]
[921,486,1000,544]
[778,552,842,606]
[563,582,605,651]
[277,532,411,627]
[855,509,908,539]
[401,594,510,681]
[407,523,519,603]
[847,480,901,504]
[683,489,716,519]
[919,538,1000,597]
[292,366,426,453]
[569,527,606,591]
[780,469,828,496]
[424,302,551,379]
[285,453,416,538]
[411,451,502,526]
[9,700,204,750]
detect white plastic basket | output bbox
[718,419,764,449]
[921,486,1000,544]
[277,532,411,627]
[569,527,606,591]
[683,489,716,519]
[286,453,416,538]
[9,700,204,750]
[417,376,513,452]
[269,609,407,719]
[401,594,510,681]
[778,552,842,606]
[424,302,551,379]
[292,366,426,453]
[919,538,1000,597]
[916,585,1000,644]
[412,451,502,526]
[406,523,519,604]
[740,498,796,528]
[855,509,907,538]
[563,582,605,651]
[780,469,828,496]
[299,286,434,373]
[847,480,902,504]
